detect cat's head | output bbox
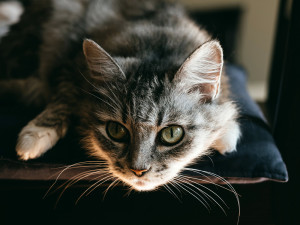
[80,39,236,191]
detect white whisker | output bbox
[55,169,107,206]
[174,177,211,210]
[124,187,134,197]
[79,71,121,109]
[181,172,234,193]
[163,184,181,202]
[102,178,120,200]
[173,181,210,211]
[44,161,107,198]
[85,175,114,196]
[80,88,118,113]
[176,175,228,215]
[102,79,122,105]
[178,175,228,208]
[184,168,240,224]
[168,180,183,198]
[76,174,114,204]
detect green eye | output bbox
[106,121,129,142]
[160,125,184,146]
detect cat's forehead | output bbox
[126,85,201,127]
[96,66,206,126]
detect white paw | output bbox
[213,121,241,155]
[0,1,23,25]
[16,123,59,160]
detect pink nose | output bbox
[130,168,149,177]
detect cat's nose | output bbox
[130,168,149,177]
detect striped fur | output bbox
[0,0,240,191]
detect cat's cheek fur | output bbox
[83,132,112,163]
[16,123,59,160]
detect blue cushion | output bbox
[0,64,288,183]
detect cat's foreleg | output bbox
[16,102,71,160]
[212,120,241,155]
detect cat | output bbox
[0,0,240,191]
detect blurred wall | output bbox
[179,0,280,101]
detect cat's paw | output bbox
[16,123,59,160]
[212,121,241,155]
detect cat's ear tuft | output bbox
[83,39,126,81]
[174,40,223,102]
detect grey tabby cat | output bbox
[0,0,240,191]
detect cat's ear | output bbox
[83,39,126,81]
[174,40,223,101]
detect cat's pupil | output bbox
[115,123,118,134]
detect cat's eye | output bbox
[106,121,129,142]
[160,125,184,146]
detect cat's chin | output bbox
[122,177,162,191]
[130,181,159,191]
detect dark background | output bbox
[0,0,298,224]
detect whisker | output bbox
[79,71,102,94]
[80,88,118,112]
[206,155,215,167]
[97,88,119,108]
[54,168,106,194]
[178,175,228,208]
[163,184,181,202]
[184,168,240,194]
[168,180,183,198]
[111,179,121,190]
[78,71,122,109]
[79,70,121,106]
[174,177,211,210]
[54,169,108,206]
[185,168,240,224]
[187,168,240,198]
[176,175,228,215]
[102,178,120,200]
[102,79,122,106]
[76,174,114,204]
[44,161,107,198]
[85,174,114,196]
[172,181,210,211]
[184,168,222,184]
[124,187,134,197]
[56,161,108,168]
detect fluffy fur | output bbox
[0,0,240,191]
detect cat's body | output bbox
[0,0,240,191]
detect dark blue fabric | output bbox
[0,64,288,182]
[227,65,266,121]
